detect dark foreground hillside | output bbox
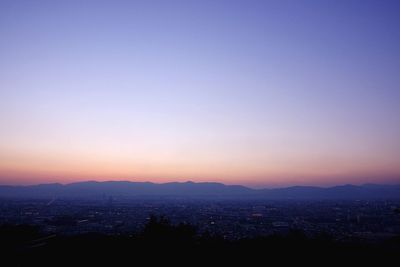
[1,216,399,266]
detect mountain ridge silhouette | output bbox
[0,181,399,199]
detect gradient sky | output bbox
[1,0,400,187]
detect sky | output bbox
[0,0,400,187]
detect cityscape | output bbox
[2,197,400,241]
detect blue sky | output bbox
[0,0,400,186]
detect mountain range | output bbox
[0,181,399,200]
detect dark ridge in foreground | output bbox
[0,181,400,199]
[1,216,399,266]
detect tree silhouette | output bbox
[141,215,196,244]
